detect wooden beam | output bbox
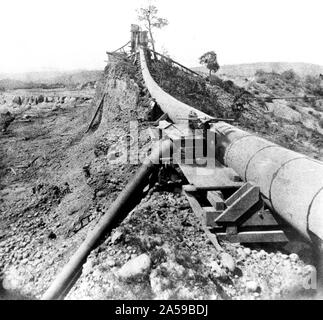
[147,48,204,78]
[207,191,225,211]
[217,230,288,243]
[203,206,223,228]
[152,113,169,126]
[85,93,105,133]
[182,184,198,192]
[178,159,244,190]
[216,184,260,223]
[241,209,281,227]
[225,182,252,207]
[184,191,222,250]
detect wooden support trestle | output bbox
[183,181,289,244]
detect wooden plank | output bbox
[178,159,243,190]
[184,191,222,250]
[148,48,204,78]
[158,120,173,130]
[217,230,288,243]
[182,184,198,192]
[241,210,281,227]
[152,113,168,125]
[207,191,225,211]
[204,206,223,227]
[184,191,205,221]
[225,182,252,207]
[216,186,260,223]
[85,93,105,133]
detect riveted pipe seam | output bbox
[223,134,254,166]
[308,187,323,233]
[268,156,307,209]
[243,145,278,181]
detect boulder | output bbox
[219,252,236,272]
[289,253,299,262]
[12,96,22,105]
[38,95,44,103]
[111,229,123,244]
[0,111,15,132]
[245,280,260,292]
[149,269,172,299]
[243,247,251,256]
[117,253,151,279]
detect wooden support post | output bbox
[184,191,222,250]
[207,191,225,211]
[204,206,222,228]
[225,182,253,207]
[216,183,260,224]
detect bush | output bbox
[281,69,297,81]
[255,69,266,77]
[305,75,323,96]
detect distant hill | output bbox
[192,62,323,78]
[0,79,29,90]
[0,70,102,90]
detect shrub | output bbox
[255,69,266,77]
[281,69,297,81]
[305,75,323,96]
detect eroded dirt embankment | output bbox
[0,60,150,299]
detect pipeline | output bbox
[42,139,172,300]
[139,46,323,247]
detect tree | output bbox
[137,5,168,53]
[199,51,219,77]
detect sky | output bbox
[0,0,322,73]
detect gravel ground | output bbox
[67,191,319,300]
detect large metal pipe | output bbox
[139,47,323,246]
[139,47,212,124]
[215,122,323,244]
[42,139,172,300]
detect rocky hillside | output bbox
[152,61,323,161]
[193,62,323,78]
[0,70,102,90]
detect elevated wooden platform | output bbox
[178,160,243,190]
